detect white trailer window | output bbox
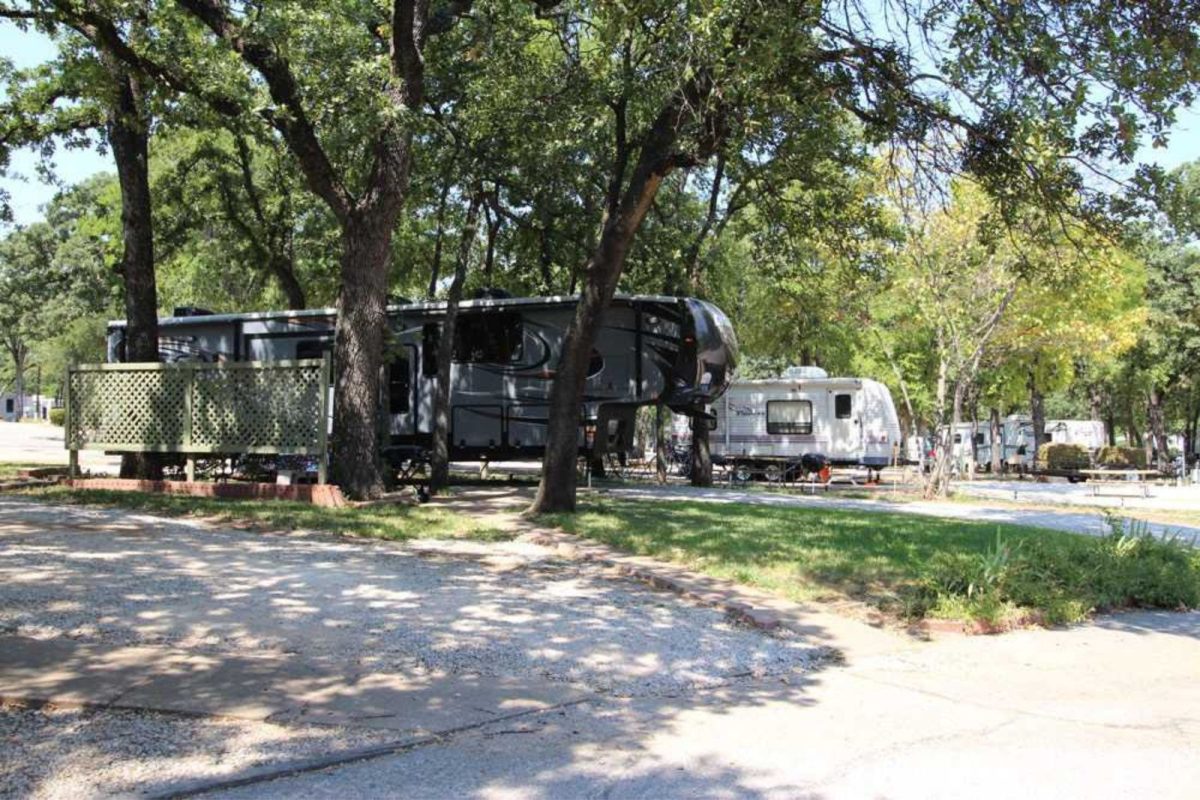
[766,400,813,435]
[834,393,853,419]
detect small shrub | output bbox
[922,518,1200,625]
[1037,442,1090,471]
[1096,445,1147,469]
[48,408,65,426]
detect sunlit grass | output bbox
[14,485,512,542]
[0,463,50,480]
[542,498,1200,626]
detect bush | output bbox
[48,407,65,426]
[923,518,1200,625]
[1037,442,1090,472]
[1096,445,1147,469]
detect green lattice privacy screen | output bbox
[66,359,330,456]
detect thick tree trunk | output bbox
[690,413,713,486]
[1028,369,1046,460]
[927,381,966,498]
[528,75,716,514]
[924,346,956,498]
[329,212,394,498]
[107,66,162,481]
[430,195,480,493]
[1148,386,1169,471]
[528,177,665,513]
[1105,407,1117,447]
[12,357,25,420]
[1126,402,1143,448]
[269,256,306,310]
[1088,384,1103,422]
[989,406,1002,473]
[1188,393,1200,463]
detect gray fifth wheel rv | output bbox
[704,366,903,481]
[106,294,738,470]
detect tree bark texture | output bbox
[1147,386,1169,471]
[105,62,162,481]
[529,73,723,513]
[655,403,668,484]
[328,212,395,496]
[989,406,1002,473]
[1028,369,1046,461]
[430,194,480,492]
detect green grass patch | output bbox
[541,499,1200,626]
[0,463,50,480]
[15,485,511,542]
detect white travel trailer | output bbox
[947,416,1107,470]
[1045,419,1107,451]
[706,366,903,480]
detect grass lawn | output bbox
[542,498,1200,626]
[0,463,51,480]
[11,485,512,542]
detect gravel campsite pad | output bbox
[0,499,818,696]
[0,498,821,796]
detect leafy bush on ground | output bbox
[1037,442,1090,472]
[1096,445,1147,469]
[48,408,65,426]
[915,516,1200,625]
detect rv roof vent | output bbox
[472,287,512,300]
[172,306,214,318]
[782,365,828,380]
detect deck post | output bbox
[317,352,332,485]
[64,364,78,479]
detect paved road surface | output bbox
[0,420,120,474]
[600,483,1200,543]
[1,498,1198,798]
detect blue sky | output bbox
[4,20,1200,227]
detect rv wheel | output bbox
[733,464,753,483]
[764,464,783,482]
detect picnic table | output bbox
[1077,469,1160,498]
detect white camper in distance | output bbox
[707,366,903,479]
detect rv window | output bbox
[454,312,523,363]
[296,340,331,360]
[388,357,411,414]
[974,432,986,445]
[422,324,440,376]
[834,393,852,419]
[953,434,962,444]
[766,400,813,435]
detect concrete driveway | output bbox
[1,497,1198,798]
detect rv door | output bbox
[829,391,859,459]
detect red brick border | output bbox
[66,478,347,508]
